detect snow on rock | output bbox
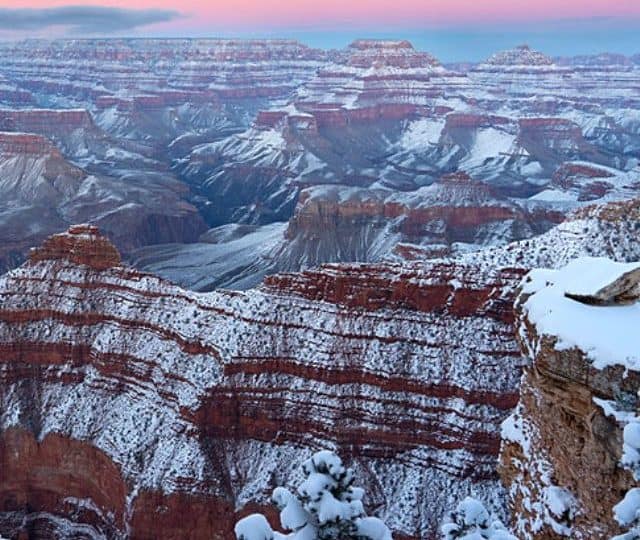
[562,259,640,304]
[600,400,640,540]
[235,514,277,540]
[458,199,640,271]
[482,45,554,68]
[613,489,640,535]
[0,226,526,539]
[623,422,640,480]
[501,252,640,539]
[520,257,640,371]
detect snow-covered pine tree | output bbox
[612,420,640,540]
[441,497,517,540]
[235,450,392,540]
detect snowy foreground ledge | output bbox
[520,257,640,372]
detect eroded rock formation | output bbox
[499,258,640,538]
[0,226,527,539]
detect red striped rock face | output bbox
[0,109,94,135]
[0,428,128,538]
[0,226,527,539]
[29,225,121,270]
[0,132,61,156]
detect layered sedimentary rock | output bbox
[556,53,635,68]
[0,38,326,147]
[131,171,558,291]
[0,131,64,156]
[548,162,631,202]
[0,38,638,309]
[281,173,552,265]
[132,193,640,294]
[0,226,527,539]
[499,258,640,538]
[0,76,34,106]
[477,45,556,70]
[292,39,460,124]
[180,37,640,240]
[460,198,640,270]
[0,124,206,273]
[179,39,470,225]
[29,224,121,269]
[0,109,94,135]
[0,131,87,273]
[1,39,640,285]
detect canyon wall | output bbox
[0,225,527,539]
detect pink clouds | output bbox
[6,0,640,30]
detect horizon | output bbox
[0,29,639,64]
[0,2,639,62]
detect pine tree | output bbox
[235,450,392,540]
[441,497,517,540]
[613,420,640,540]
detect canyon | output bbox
[1,196,640,538]
[0,224,526,539]
[0,37,640,540]
[0,39,638,287]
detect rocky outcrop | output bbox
[0,109,94,135]
[499,258,640,538]
[346,39,440,69]
[443,113,511,130]
[516,118,606,173]
[0,226,527,539]
[0,131,62,156]
[518,118,584,149]
[279,174,545,268]
[29,224,121,270]
[551,162,619,202]
[266,39,461,128]
[472,45,569,76]
[482,45,554,68]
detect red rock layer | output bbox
[29,225,121,270]
[552,162,617,201]
[282,174,558,262]
[0,227,527,539]
[0,428,278,540]
[0,428,127,538]
[0,109,94,134]
[0,132,61,156]
[264,262,523,322]
[517,118,585,148]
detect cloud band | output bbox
[0,5,181,34]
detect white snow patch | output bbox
[522,257,640,371]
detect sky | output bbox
[0,1,639,62]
